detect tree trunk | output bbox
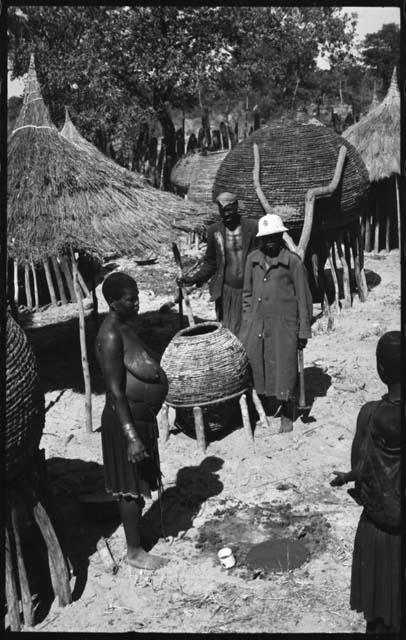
[155,100,177,191]
[71,251,92,433]
[30,261,39,310]
[43,258,57,306]
[24,263,33,309]
[51,256,68,305]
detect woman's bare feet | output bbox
[279,416,293,433]
[126,547,168,570]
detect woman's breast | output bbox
[125,370,168,413]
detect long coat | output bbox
[239,248,313,400]
[191,218,258,301]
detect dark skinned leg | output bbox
[279,398,296,433]
[118,496,167,570]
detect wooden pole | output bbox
[251,388,268,429]
[160,403,170,442]
[51,256,68,305]
[71,250,93,433]
[373,199,380,253]
[43,258,58,306]
[30,261,39,310]
[91,258,99,325]
[365,213,371,252]
[239,393,255,450]
[77,269,91,299]
[336,236,351,308]
[10,502,34,627]
[193,406,206,453]
[24,263,33,309]
[350,228,367,302]
[327,244,340,313]
[395,175,401,254]
[385,213,390,252]
[60,256,77,302]
[13,260,19,306]
[32,500,72,607]
[5,527,21,631]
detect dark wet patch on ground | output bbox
[195,500,331,579]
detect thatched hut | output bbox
[343,68,401,253]
[8,55,202,308]
[213,119,370,314]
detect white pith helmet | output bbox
[256,213,288,237]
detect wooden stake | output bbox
[364,214,371,252]
[239,393,255,450]
[385,213,390,252]
[160,403,170,443]
[51,257,68,305]
[251,388,268,429]
[91,258,99,325]
[77,269,91,299]
[395,175,401,254]
[373,201,380,253]
[336,237,351,309]
[33,500,72,607]
[11,502,34,627]
[13,260,19,306]
[24,263,33,309]
[343,230,355,293]
[30,261,39,310]
[60,256,76,302]
[71,251,93,433]
[327,245,340,313]
[193,406,206,453]
[5,526,21,631]
[43,258,57,306]
[350,229,367,302]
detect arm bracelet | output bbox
[121,422,139,444]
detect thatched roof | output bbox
[8,55,202,263]
[60,109,146,186]
[213,119,369,230]
[343,68,400,182]
[170,152,201,191]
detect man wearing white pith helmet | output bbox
[178,192,257,335]
[240,213,313,432]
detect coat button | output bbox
[258,297,262,302]
[258,334,262,338]
[263,277,267,281]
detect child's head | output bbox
[376,331,401,386]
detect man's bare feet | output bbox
[125,547,168,570]
[279,416,293,433]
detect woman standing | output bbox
[331,331,401,634]
[239,213,313,432]
[95,272,168,570]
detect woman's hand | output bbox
[127,439,150,464]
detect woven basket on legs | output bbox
[5,313,45,479]
[161,321,250,407]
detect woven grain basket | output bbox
[170,153,201,191]
[188,150,229,205]
[213,120,370,230]
[160,321,250,407]
[6,313,45,479]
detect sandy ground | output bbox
[15,248,400,634]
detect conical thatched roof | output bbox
[60,108,146,186]
[343,68,400,182]
[213,119,369,230]
[8,55,202,263]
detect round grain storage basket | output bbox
[6,313,45,480]
[170,152,201,194]
[161,321,250,407]
[213,119,369,231]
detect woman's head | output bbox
[376,331,401,385]
[102,272,139,317]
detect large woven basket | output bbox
[213,120,370,230]
[170,152,201,191]
[160,321,250,407]
[6,313,45,479]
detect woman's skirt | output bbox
[101,399,161,500]
[216,284,243,336]
[350,511,401,630]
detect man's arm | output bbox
[182,228,218,285]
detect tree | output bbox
[362,23,400,95]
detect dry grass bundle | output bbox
[8,55,204,263]
[213,119,369,230]
[60,108,146,186]
[343,69,400,182]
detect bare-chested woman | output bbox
[95,272,168,570]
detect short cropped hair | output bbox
[102,272,138,304]
[376,331,401,385]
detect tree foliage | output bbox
[361,23,400,95]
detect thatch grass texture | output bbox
[343,69,400,182]
[213,119,369,230]
[8,55,204,263]
[170,152,201,191]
